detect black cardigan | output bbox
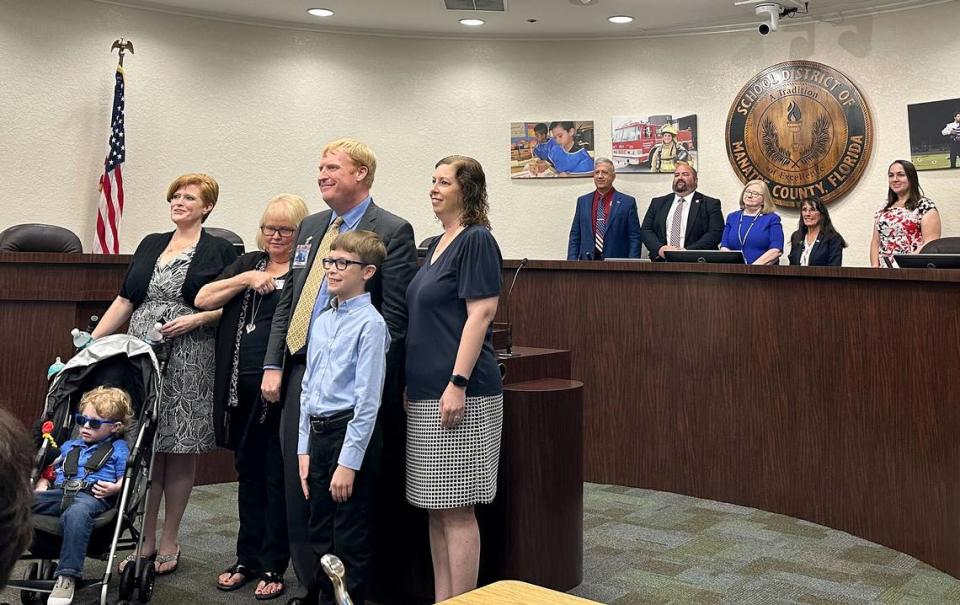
[120,229,239,308]
[211,251,267,448]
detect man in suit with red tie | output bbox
[566,158,642,260]
[639,162,724,261]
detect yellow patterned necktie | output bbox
[285,216,344,353]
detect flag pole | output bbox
[93,38,133,254]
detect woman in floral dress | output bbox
[871,160,941,267]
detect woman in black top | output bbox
[92,173,238,575]
[405,156,503,601]
[787,196,847,266]
[195,194,309,600]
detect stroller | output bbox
[8,333,170,605]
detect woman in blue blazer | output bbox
[788,197,847,266]
[720,180,783,265]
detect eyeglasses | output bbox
[74,413,116,430]
[743,190,763,199]
[321,257,368,271]
[260,225,296,238]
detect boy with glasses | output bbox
[33,386,134,605]
[297,230,390,605]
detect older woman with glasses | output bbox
[196,194,309,601]
[721,180,784,265]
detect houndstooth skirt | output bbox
[405,393,504,509]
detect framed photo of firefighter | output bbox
[907,98,960,170]
[510,121,595,178]
[611,114,698,173]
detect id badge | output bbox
[293,244,311,268]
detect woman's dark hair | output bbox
[884,160,924,211]
[789,196,848,249]
[435,155,490,229]
[0,409,33,588]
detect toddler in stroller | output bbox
[9,334,164,605]
[32,386,133,605]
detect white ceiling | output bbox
[94,0,953,39]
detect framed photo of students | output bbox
[612,114,698,173]
[907,98,960,170]
[510,120,595,178]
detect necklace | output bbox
[737,211,762,247]
[164,237,198,255]
[246,291,263,333]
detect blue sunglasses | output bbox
[74,413,117,430]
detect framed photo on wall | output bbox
[510,120,595,178]
[612,114,698,173]
[907,98,960,171]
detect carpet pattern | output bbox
[3,482,957,604]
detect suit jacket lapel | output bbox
[607,192,625,226]
[684,192,703,240]
[356,199,379,232]
[306,209,333,267]
[580,195,593,247]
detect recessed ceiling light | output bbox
[608,15,634,24]
[307,8,334,17]
[459,18,485,26]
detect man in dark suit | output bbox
[567,157,641,260]
[639,162,724,261]
[261,138,417,605]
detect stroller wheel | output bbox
[19,563,41,605]
[136,562,155,603]
[118,562,136,600]
[38,560,54,581]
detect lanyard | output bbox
[737,211,762,248]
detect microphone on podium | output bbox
[497,257,528,358]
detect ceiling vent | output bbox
[444,0,505,11]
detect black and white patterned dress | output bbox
[128,247,217,454]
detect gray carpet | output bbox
[3,482,958,604]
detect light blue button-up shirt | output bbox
[297,292,390,471]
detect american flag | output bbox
[94,65,126,254]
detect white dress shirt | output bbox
[665,190,696,248]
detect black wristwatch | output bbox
[449,374,469,388]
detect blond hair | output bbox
[79,386,134,433]
[330,230,386,268]
[322,138,377,188]
[255,193,309,251]
[739,180,776,214]
[165,173,220,223]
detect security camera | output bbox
[756,3,780,35]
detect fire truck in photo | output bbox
[612,115,695,167]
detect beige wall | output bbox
[0,0,957,264]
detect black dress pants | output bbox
[305,419,382,605]
[234,373,289,575]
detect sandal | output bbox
[154,546,181,576]
[254,571,286,601]
[117,550,156,574]
[217,563,259,592]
